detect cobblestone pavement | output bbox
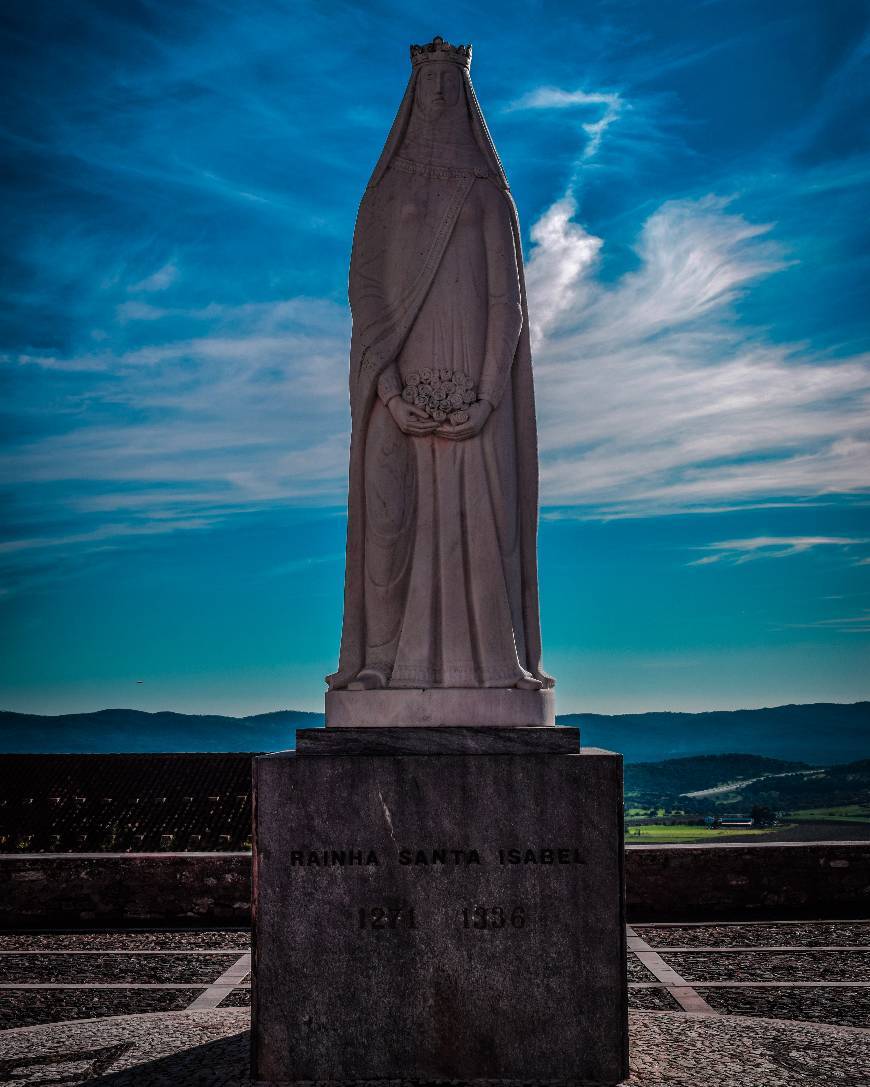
[0,1008,867,1086]
[624,987,680,1011]
[666,950,870,982]
[0,930,249,952]
[0,989,195,1032]
[698,985,870,1027]
[627,955,658,981]
[0,953,240,985]
[638,922,870,948]
[0,922,867,1082]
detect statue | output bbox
[326,36,555,726]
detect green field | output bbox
[787,805,870,823]
[624,823,783,843]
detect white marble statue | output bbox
[327,37,554,725]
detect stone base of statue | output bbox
[325,687,556,727]
[252,726,628,1086]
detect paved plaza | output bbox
[0,920,867,1084]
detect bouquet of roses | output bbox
[401,367,477,425]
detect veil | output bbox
[365,66,510,191]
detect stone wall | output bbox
[1,842,867,927]
[0,853,250,928]
[626,841,869,921]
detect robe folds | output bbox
[327,67,552,692]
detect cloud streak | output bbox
[688,536,869,565]
[508,68,868,518]
[784,611,870,634]
[3,190,869,561]
[507,87,624,159]
[525,192,870,514]
[1,293,352,560]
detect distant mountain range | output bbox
[0,709,321,757]
[561,702,869,765]
[0,701,867,765]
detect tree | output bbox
[751,805,776,827]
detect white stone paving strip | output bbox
[0,949,248,955]
[633,918,870,926]
[0,983,207,989]
[186,952,251,1011]
[630,980,870,987]
[626,925,718,1015]
[0,925,866,1026]
[634,945,869,952]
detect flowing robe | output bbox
[328,73,552,692]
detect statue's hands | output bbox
[436,400,493,441]
[387,395,439,436]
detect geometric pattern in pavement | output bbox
[0,921,867,1084]
[1,921,868,1028]
[0,1009,868,1086]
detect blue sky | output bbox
[1,0,868,716]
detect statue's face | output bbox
[415,62,462,117]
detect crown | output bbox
[410,35,472,70]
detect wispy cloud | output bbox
[784,610,870,634]
[1,295,351,560]
[129,261,178,293]
[0,517,219,556]
[526,192,870,514]
[525,198,602,341]
[506,72,867,516]
[507,87,623,159]
[4,191,869,559]
[688,536,869,565]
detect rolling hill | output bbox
[623,755,870,815]
[0,701,867,765]
[559,702,869,765]
[0,708,320,755]
[624,753,808,799]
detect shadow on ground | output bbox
[91,1031,249,1085]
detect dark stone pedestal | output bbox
[252,728,628,1086]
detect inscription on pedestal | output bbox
[253,745,628,1086]
[289,845,586,945]
[286,846,586,866]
